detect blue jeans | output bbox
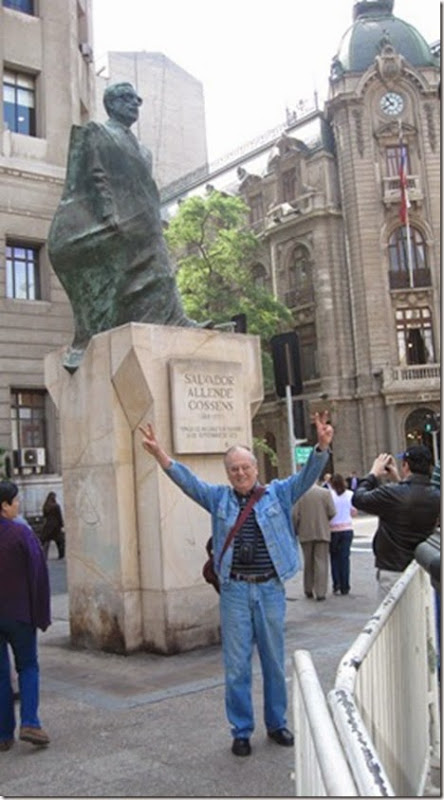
[330,530,353,594]
[219,578,287,739]
[0,619,41,741]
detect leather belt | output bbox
[230,571,276,584]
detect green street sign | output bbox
[294,446,313,464]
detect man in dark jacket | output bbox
[353,445,440,598]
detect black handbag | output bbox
[202,486,265,593]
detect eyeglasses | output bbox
[226,465,256,475]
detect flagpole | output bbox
[398,121,414,288]
[404,211,414,289]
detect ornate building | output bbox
[164,0,440,478]
[252,0,440,477]
[0,0,439,507]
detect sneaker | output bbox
[19,726,50,746]
[231,737,251,756]
[0,739,14,751]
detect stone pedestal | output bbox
[45,323,263,654]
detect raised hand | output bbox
[138,423,172,468]
[314,410,334,451]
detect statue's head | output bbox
[103,82,142,127]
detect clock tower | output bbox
[325,0,440,467]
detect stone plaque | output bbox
[169,359,247,453]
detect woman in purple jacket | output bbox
[0,481,51,750]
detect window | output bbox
[249,194,264,225]
[286,245,313,306]
[297,323,319,381]
[386,144,410,177]
[3,70,36,136]
[396,307,435,365]
[6,242,41,299]
[3,0,34,12]
[263,432,278,483]
[11,390,46,450]
[252,263,267,288]
[388,226,430,289]
[282,169,296,202]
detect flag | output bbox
[399,145,410,224]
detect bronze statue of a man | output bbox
[48,82,195,370]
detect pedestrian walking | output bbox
[292,484,336,601]
[328,473,357,595]
[0,480,51,751]
[139,411,333,757]
[41,492,65,559]
[346,471,360,491]
[353,446,440,599]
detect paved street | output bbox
[1,515,440,797]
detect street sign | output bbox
[294,446,313,465]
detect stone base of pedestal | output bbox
[45,322,263,654]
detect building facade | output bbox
[0,0,95,509]
[0,0,440,509]
[163,0,440,480]
[95,50,208,189]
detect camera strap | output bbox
[217,485,266,570]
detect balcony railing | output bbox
[389,268,431,289]
[284,287,314,308]
[382,363,440,390]
[383,174,422,206]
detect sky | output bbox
[92,0,441,162]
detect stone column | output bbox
[45,323,263,654]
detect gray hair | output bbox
[224,445,257,467]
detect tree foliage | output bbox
[165,190,292,388]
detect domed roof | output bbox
[334,0,438,74]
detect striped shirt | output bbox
[231,489,275,576]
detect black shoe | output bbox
[305,591,314,598]
[316,596,326,601]
[267,727,294,747]
[232,737,251,756]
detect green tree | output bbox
[165,190,293,389]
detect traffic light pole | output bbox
[286,384,297,474]
[431,430,439,464]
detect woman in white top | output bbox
[329,473,358,595]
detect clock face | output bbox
[380,91,404,116]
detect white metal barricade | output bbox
[293,649,357,796]
[292,562,440,796]
[332,562,440,796]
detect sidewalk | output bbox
[1,516,440,797]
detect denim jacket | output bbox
[164,447,329,584]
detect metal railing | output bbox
[332,562,440,796]
[292,650,357,796]
[292,562,440,796]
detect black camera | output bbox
[238,542,255,565]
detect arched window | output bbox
[286,245,313,306]
[404,407,437,455]
[388,227,430,289]
[252,263,267,288]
